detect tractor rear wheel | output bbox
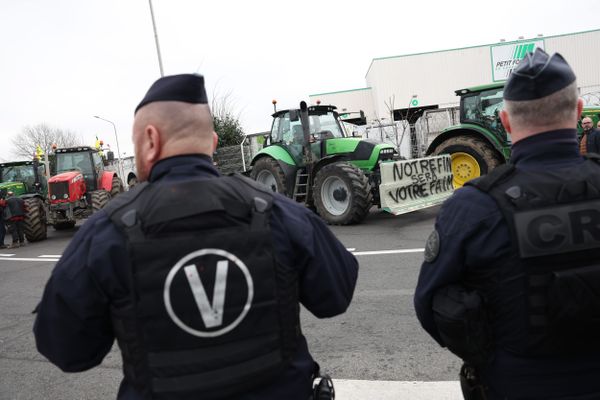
[111,176,124,197]
[251,157,288,195]
[432,135,502,188]
[92,190,110,212]
[313,162,372,225]
[24,197,47,242]
[53,221,76,230]
[128,175,138,189]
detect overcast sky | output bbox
[1,0,598,161]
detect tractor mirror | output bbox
[107,151,115,161]
[289,110,299,122]
[360,110,367,125]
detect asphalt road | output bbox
[0,206,462,399]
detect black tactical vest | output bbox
[105,174,300,399]
[467,155,600,356]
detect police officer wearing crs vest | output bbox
[414,49,600,400]
[33,74,358,400]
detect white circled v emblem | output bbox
[183,260,229,328]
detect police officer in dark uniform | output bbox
[33,74,358,400]
[414,49,600,400]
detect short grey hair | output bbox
[504,81,579,128]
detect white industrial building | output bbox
[309,29,600,126]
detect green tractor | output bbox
[249,101,452,224]
[0,159,48,242]
[427,82,600,187]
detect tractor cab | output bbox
[269,105,346,165]
[55,147,105,192]
[0,161,46,196]
[456,83,507,144]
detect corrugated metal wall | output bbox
[366,45,491,121]
[315,29,600,123]
[545,31,600,98]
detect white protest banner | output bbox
[379,155,454,215]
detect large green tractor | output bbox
[249,102,453,224]
[0,159,48,242]
[427,82,600,187]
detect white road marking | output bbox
[334,379,462,400]
[0,248,425,263]
[352,248,424,256]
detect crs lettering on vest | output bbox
[514,200,600,258]
[163,248,254,338]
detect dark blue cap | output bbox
[503,48,576,101]
[135,74,208,114]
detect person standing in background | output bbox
[579,116,600,154]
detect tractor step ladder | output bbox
[293,169,310,203]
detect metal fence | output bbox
[416,106,460,151]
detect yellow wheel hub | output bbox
[451,152,481,188]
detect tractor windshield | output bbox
[271,111,345,145]
[0,165,35,183]
[56,152,93,176]
[461,87,505,137]
[308,112,345,137]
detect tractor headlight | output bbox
[63,194,69,199]
[51,195,56,200]
[379,148,396,161]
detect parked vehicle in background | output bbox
[248,102,453,225]
[0,159,48,242]
[47,146,123,230]
[105,155,138,189]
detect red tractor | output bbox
[47,146,123,229]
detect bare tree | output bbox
[382,95,419,156]
[11,123,81,159]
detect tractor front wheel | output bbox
[128,175,138,189]
[432,135,502,188]
[313,162,372,225]
[24,197,47,242]
[251,157,288,196]
[92,190,111,212]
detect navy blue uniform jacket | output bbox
[414,130,600,399]
[34,155,359,400]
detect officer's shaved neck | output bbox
[133,101,218,181]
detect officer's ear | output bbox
[144,124,162,164]
[212,131,218,153]
[500,110,512,134]
[576,98,584,120]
